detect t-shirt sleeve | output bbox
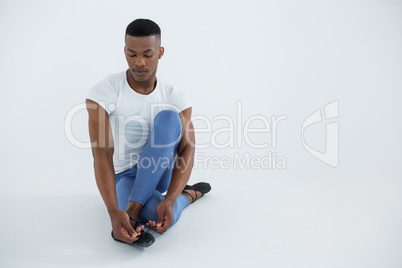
[86,80,117,115]
[170,87,192,112]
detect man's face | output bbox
[124,35,164,82]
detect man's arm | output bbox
[153,107,195,233]
[86,99,141,243]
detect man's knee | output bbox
[151,110,182,143]
[154,110,181,129]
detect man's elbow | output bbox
[91,147,114,160]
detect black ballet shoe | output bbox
[110,218,155,248]
[111,229,155,248]
[182,182,211,204]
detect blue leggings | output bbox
[115,110,190,227]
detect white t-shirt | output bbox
[86,70,192,174]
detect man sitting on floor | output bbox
[85,18,211,248]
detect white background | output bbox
[0,0,401,267]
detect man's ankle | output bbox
[125,201,144,220]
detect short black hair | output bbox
[125,18,161,39]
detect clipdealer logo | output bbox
[301,100,339,167]
[64,100,339,170]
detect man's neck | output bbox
[126,69,157,95]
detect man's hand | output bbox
[147,199,174,234]
[109,210,144,243]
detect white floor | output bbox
[1,170,401,268]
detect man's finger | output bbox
[157,216,163,227]
[135,225,143,233]
[115,228,135,243]
[154,226,166,234]
[164,215,172,224]
[122,220,135,237]
[157,211,164,227]
[157,217,169,233]
[162,214,173,229]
